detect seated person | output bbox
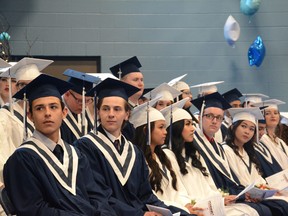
[4,74,116,216]
[74,78,194,216]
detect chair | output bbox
[0,186,16,216]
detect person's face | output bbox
[16,80,31,91]
[29,96,67,142]
[201,107,224,138]
[181,119,195,142]
[155,100,172,110]
[0,77,17,101]
[64,90,93,114]
[122,72,144,99]
[234,120,255,146]
[258,122,267,139]
[230,100,242,108]
[226,100,242,118]
[98,96,129,137]
[181,89,193,109]
[151,120,167,146]
[264,108,280,128]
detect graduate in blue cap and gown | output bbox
[3,74,116,216]
[61,69,100,144]
[191,92,288,216]
[73,78,193,216]
[110,56,144,141]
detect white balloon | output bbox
[224,15,241,46]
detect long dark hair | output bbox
[133,122,177,194]
[225,120,262,174]
[165,120,208,176]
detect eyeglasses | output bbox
[69,91,93,105]
[202,113,224,122]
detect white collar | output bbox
[103,127,121,143]
[33,130,63,152]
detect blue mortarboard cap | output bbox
[86,78,140,101]
[109,56,142,79]
[13,74,72,102]
[258,119,266,124]
[222,88,243,103]
[143,88,154,95]
[139,87,154,99]
[63,69,101,94]
[192,92,232,111]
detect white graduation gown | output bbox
[260,134,288,170]
[223,144,288,203]
[163,148,259,216]
[151,154,191,213]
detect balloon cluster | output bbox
[223,0,266,67]
[0,32,11,61]
[0,32,11,41]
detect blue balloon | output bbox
[248,36,265,67]
[240,0,261,16]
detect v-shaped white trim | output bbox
[254,142,273,164]
[2,102,34,136]
[194,129,238,185]
[18,138,78,195]
[85,132,136,186]
[63,109,88,139]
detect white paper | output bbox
[193,194,225,216]
[146,204,180,216]
[235,181,255,199]
[248,187,278,199]
[266,169,288,191]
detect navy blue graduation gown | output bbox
[74,126,192,216]
[3,139,115,216]
[254,142,283,178]
[193,130,288,216]
[121,120,136,142]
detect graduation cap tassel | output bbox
[244,98,248,108]
[146,102,150,145]
[23,92,27,141]
[8,69,14,115]
[93,90,98,135]
[118,67,122,80]
[169,104,173,150]
[81,86,86,136]
[200,99,205,136]
[256,121,259,144]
